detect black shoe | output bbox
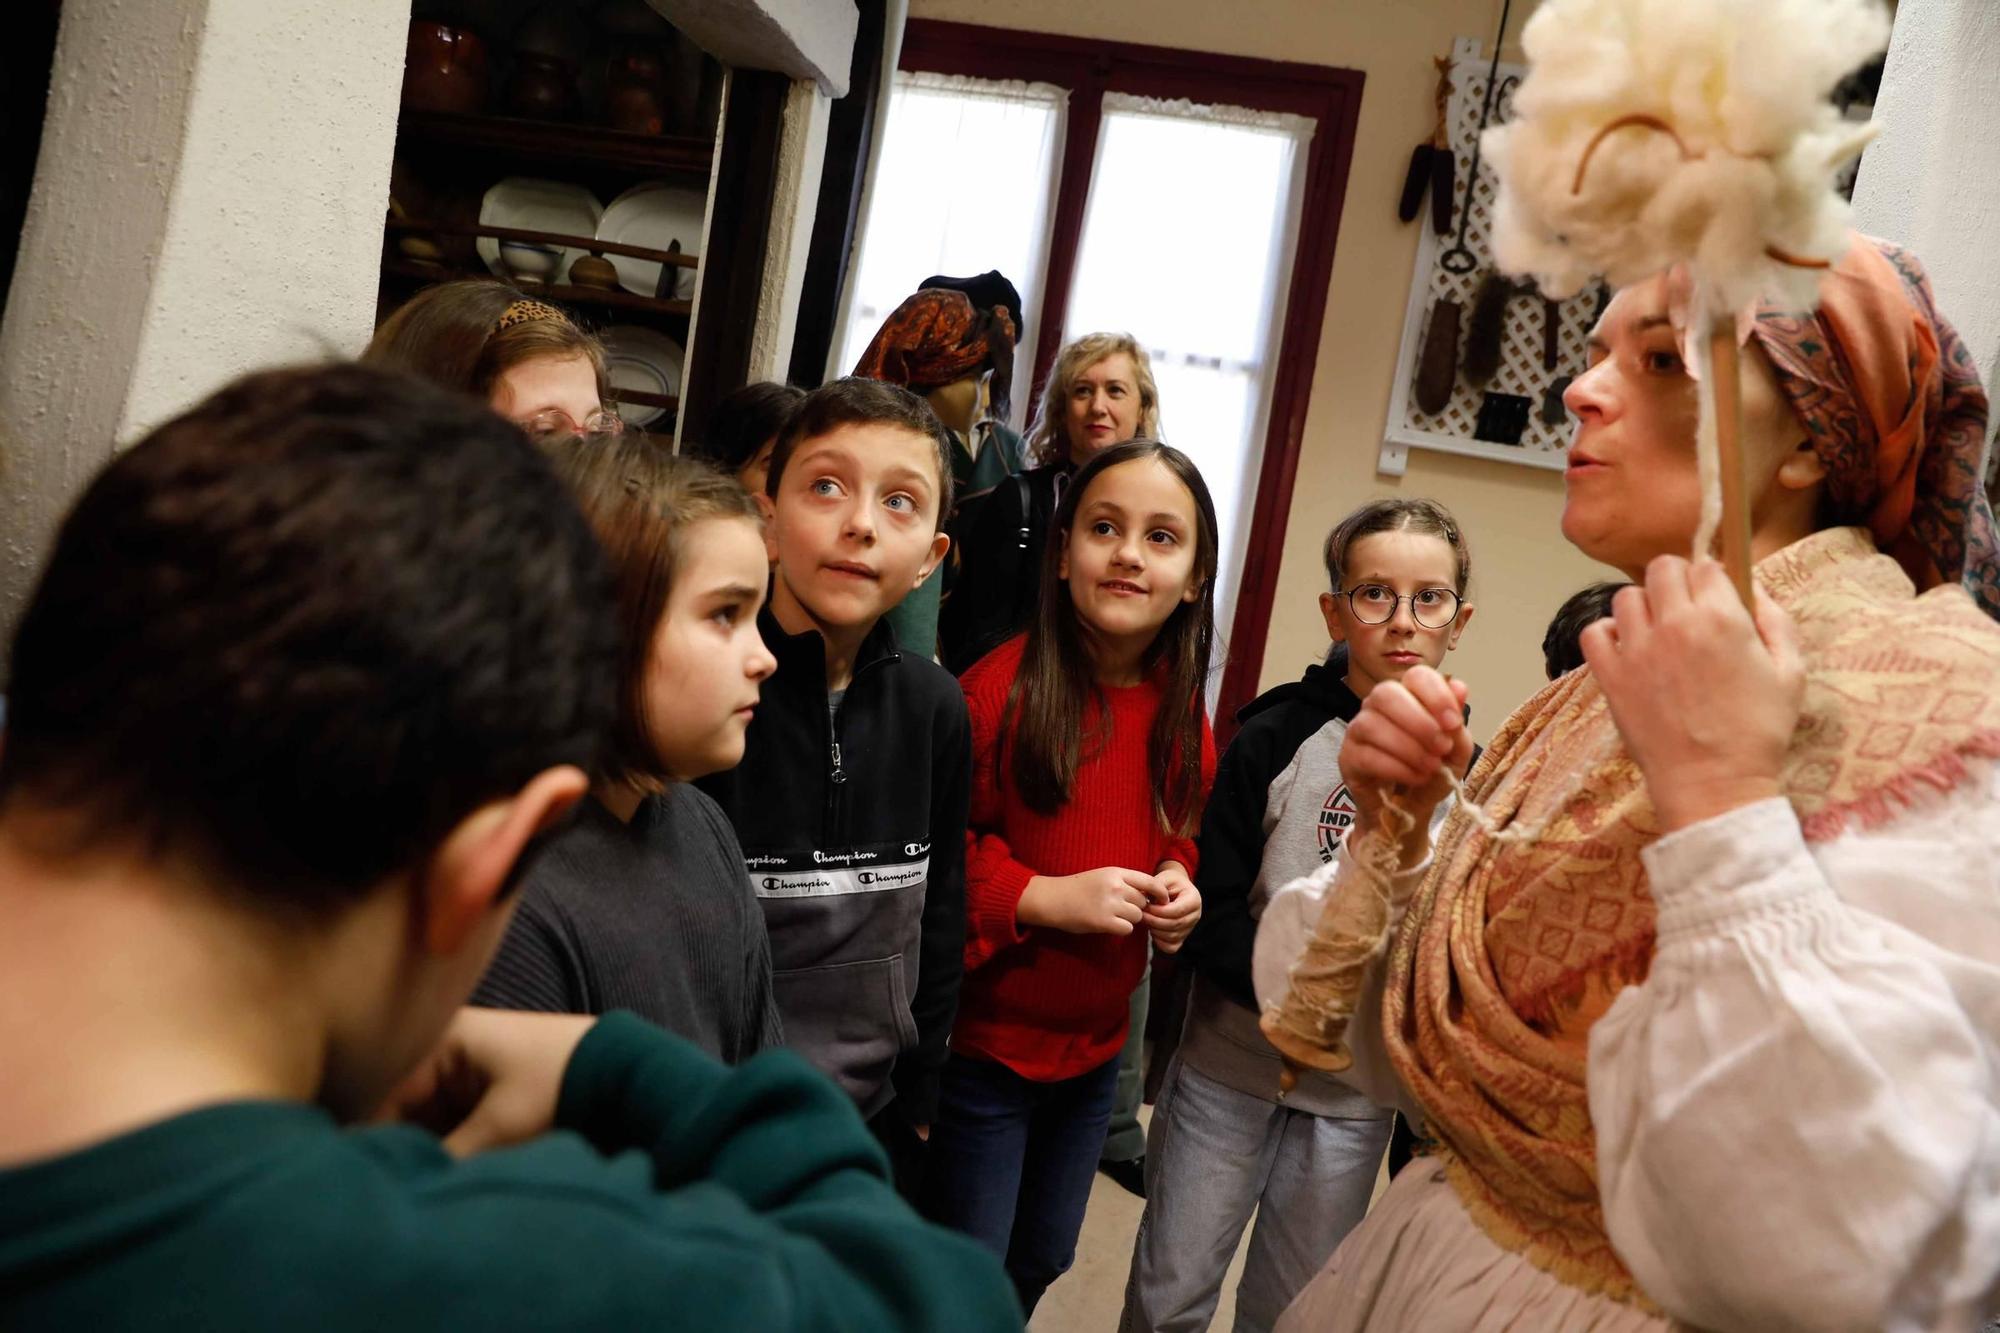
[1098,1156,1146,1199]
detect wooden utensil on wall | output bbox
[1397,58,1456,235]
[1415,298,1462,415]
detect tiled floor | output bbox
[1029,1109,1392,1333]
[1029,1108,1251,1333]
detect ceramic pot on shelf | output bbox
[505,52,578,121]
[402,21,489,115]
[605,46,670,135]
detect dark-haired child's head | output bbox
[1053,439,1217,659]
[547,439,776,785]
[0,362,620,1117]
[1319,498,1475,697]
[1010,439,1217,837]
[1542,580,1628,679]
[690,380,806,497]
[762,378,955,639]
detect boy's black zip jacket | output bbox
[1181,661,1362,1012]
[697,608,971,1124]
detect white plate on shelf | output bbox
[476,177,604,285]
[600,324,684,429]
[596,182,705,300]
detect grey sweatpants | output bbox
[1120,1055,1391,1333]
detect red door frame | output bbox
[897,21,1364,738]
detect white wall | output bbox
[119,0,410,438]
[748,80,834,382]
[1851,0,2000,401]
[0,0,205,638]
[0,0,408,643]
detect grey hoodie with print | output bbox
[1178,657,1456,1118]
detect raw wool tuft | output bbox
[1483,0,1889,310]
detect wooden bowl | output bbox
[568,255,621,290]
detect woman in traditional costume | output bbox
[1256,231,2000,1331]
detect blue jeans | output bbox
[1121,1056,1392,1333]
[922,1051,1121,1316]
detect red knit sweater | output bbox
[954,635,1216,1082]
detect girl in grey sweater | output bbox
[475,441,782,1062]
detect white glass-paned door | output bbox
[831,71,1066,428]
[1064,96,1312,692]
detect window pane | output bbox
[833,73,1065,424]
[1066,99,1310,683]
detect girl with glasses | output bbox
[363,279,622,440]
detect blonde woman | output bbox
[940,332,1162,674]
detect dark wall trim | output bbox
[685,66,791,438]
[788,0,885,387]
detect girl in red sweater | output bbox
[923,439,1218,1315]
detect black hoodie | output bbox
[697,609,971,1125]
[1181,659,1364,1012]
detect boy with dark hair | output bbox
[0,365,1016,1332]
[1542,580,1629,679]
[700,376,969,1194]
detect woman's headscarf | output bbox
[852,288,1017,411]
[1751,234,1999,617]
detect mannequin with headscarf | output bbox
[853,282,1025,658]
[1255,234,2000,1332]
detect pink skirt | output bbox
[1275,1160,1670,1332]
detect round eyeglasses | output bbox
[1336,583,1462,629]
[519,406,626,441]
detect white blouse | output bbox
[1254,760,2000,1332]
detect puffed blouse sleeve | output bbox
[1588,761,2000,1332]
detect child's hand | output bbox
[1018,867,1156,936]
[1144,860,1203,954]
[381,1007,595,1157]
[1338,665,1472,859]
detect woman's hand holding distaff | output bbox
[1144,860,1203,954]
[1582,556,1805,833]
[1018,866,1158,936]
[1338,665,1473,859]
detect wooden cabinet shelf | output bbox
[382,259,694,318]
[396,110,714,178]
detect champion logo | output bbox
[904,842,929,857]
[763,874,834,893]
[857,865,926,888]
[1316,783,1359,863]
[811,848,884,866]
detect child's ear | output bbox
[1319,591,1348,645]
[917,530,950,587]
[1181,577,1203,606]
[753,492,778,563]
[1058,530,1071,582]
[1448,601,1475,648]
[412,766,589,957]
